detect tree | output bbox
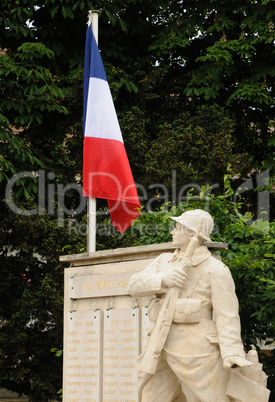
[137,0,275,167]
[1,0,274,172]
[0,203,86,400]
[144,104,234,192]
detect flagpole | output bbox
[87,10,100,253]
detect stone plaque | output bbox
[141,306,155,352]
[63,310,103,401]
[102,308,140,401]
[70,272,138,299]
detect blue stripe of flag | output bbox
[83,24,107,135]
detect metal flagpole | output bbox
[87,10,101,253]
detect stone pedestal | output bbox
[61,242,177,402]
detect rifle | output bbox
[138,221,203,375]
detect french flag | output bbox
[83,24,140,233]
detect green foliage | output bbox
[119,107,150,181]
[0,41,67,202]
[0,43,67,128]
[0,127,44,186]
[144,104,234,190]
[1,0,274,193]
[0,202,86,401]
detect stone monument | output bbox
[61,241,177,401]
[127,209,270,402]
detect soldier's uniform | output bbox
[128,245,246,402]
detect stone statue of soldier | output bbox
[128,209,270,402]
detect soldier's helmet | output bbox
[170,209,214,242]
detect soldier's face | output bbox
[170,223,191,250]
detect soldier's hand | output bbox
[162,267,187,288]
[223,356,253,369]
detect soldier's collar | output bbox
[191,245,211,266]
[171,245,211,266]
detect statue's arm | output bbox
[127,255,167,298]
[210,263,246,362]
